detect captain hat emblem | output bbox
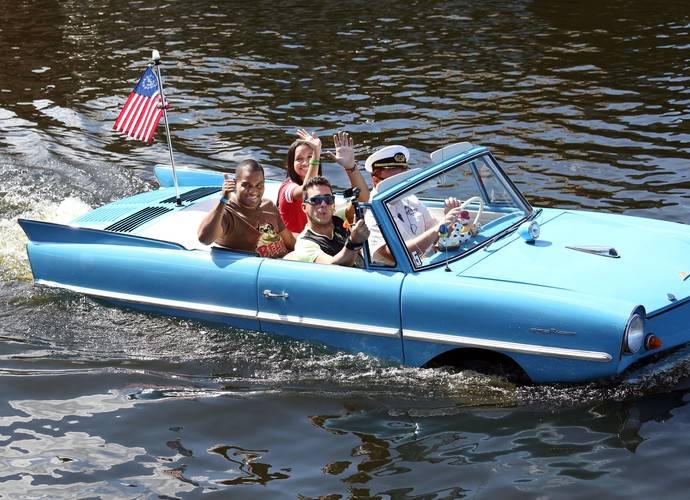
[364,145,410,172]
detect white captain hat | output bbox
[364,145,410,173]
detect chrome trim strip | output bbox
[404,329,612,362]
[35,280,257,319]
[258,312,400,338]
[565,245,620,258]
[35,280,401,337]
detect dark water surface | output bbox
[2,0,690,498]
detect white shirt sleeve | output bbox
[419,199,436,231]
[365,207,385,256]
[283,181,298,203]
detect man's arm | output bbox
[197,202,226,245]
[373,225,438,263]
[313,219,369,267]
[373,202,463,263]
[343,166,370,222]
[326,132,371,218]
[279,228,296,251]
[313,244,358,266]
[198,175,235,244]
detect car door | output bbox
[256,259,404,363]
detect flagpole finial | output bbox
[151,49,161,65]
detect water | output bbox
[2,0,690,497]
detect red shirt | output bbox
[277,179,307,233]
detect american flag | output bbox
[113,66,165,143]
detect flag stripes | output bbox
[113,67,165,143]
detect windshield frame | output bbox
[375,149,533,272]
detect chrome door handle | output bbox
[263,289,289,299]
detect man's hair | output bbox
[236,159,264,177]
[303,175,332,195]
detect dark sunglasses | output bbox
[304,194,335,206]
[372,164,408,174]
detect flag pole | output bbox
[151,49,181,206]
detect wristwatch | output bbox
[219,196,229,205]
[345,238,363,251]
[345,161,358,173]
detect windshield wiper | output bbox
[483,208,541,252]
[528,208,542,221]
[483,228,516,252]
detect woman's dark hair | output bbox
[285,140,322,184]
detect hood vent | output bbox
[105,206,172,233]
[160,186,220,204]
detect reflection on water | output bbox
[6,390,135,424]
[306,388,690,496]
[2,0,690,497]
[1,353,690,497]
[209,444,290,486]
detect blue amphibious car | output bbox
[19,143,690,383]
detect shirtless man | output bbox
[198,159,295,257]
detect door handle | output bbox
[263,289,289,299]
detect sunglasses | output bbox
[373,165,408,174]
[304,194,335,206]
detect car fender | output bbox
[400,271,636,383]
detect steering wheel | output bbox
[436,195,485,253]
[460,196,484,227]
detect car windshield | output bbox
[382,152,531,269]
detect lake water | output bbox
[2,1,690,498]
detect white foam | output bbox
[0,197,92,281]
[51,197,92,223]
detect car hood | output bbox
[457,209,690,314]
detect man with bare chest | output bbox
[197,159,295,257]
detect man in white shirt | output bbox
[364,145,461,266]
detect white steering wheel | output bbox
[460,196,484,226]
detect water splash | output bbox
[0,194,91,282]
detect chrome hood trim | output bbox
[565,245,620,258]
